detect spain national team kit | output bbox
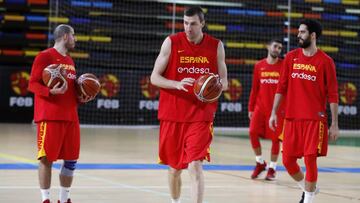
[28,48,80,161]
[277,48,338,157]
[248,58,285,141]
[158,32,220,169]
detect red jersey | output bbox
[158,32,219,122]
[248,58,284,115]
[28,48,79,122]
[276,48,338,120]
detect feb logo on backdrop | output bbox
[139,75,159,111]
[9,71,33,107]
[97,74,120,109]
[221,78,243,112]
[339,82,357,115]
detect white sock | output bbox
[59,186,70,203]
[297,179,305,191]
[304,191,315,203]
[269,161,277,170]
[40,189,50,201]
[255,156,264,164]
[171,198,180,203]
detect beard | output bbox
[270,52,279,58]
[65,42,75,51]
[298,37,311,48]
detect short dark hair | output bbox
[53,24,73,41]
[268,38,283,45]
[299,19,322,39]
[184,6,205,22]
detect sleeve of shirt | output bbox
[276,54,290,95]
[248,64,260,111]
[326,58,338,103]
[28,52,51,97]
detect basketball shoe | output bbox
[265,168,276,180]
[251,161,267,179]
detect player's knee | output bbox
[60,160,77,176]
[282,155,300,175]
[169,167,182,177]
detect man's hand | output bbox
[329,124,339,141]
[78,94,95,103]
[50,81,68,95]
[248,112,253,120]
[269,112,277,131]
[176,77,195,92]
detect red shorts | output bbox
[159,121,213,170]
[282,119,328,157]
[37,121,80,161]
[249,109,284,140]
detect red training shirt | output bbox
[248,58,284,115]
[28,48,79,122]
[276,48,338,120]
[158,32,220,122]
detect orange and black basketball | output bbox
[77,73,101,98]
[42,64,67,88]
[194,74,223,103]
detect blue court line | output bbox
[1,163,360,173]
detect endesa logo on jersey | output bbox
[221,78,243,112]
[177,66,210,74]
[291,63,317,81]
[97,74,120,109]
[339,82,357,116]
[9,71,33,107]
[139,75,159,111]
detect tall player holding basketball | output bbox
[269,19,339,203]
[28,24,91,203]
[151,6,228,203]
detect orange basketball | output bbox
[42,64,67,88]
[194,74,223,103]
[77,73,100,98]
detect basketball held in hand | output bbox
[42,64,67,88]
[194,74,223,103]
[76,73,101,98]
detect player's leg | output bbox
[58,121,80,203]
[265,138,280,180]
[168,167,182,203]
[58,160,77,203]
[188,160,204,203]
[37,121,63,203]
[303,154,318,203]
[184,121,212,202]
[249,111,266,179]
[282,154,304,187]
[39,157,53,203]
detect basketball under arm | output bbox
[150,37,178,89]
[217,41,228,91]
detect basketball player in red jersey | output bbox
[269,19,339,203]
[150,6,228,203]
[248,39,285,180]
[28,24,92,203]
